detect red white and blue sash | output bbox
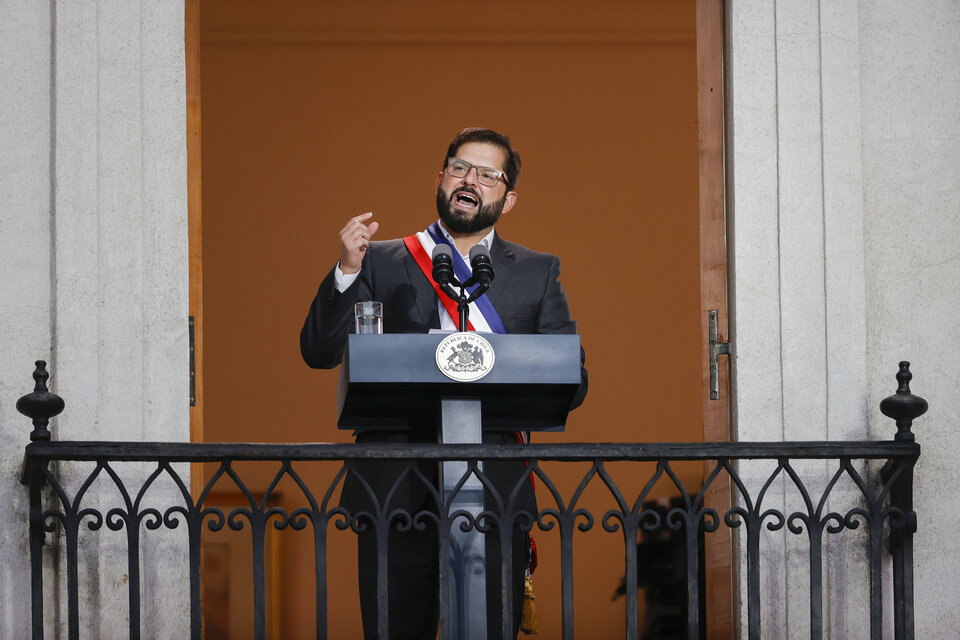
[402,221,507,334]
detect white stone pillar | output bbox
[51,0,190,635]
[727,1,872,637]
[0,0,193,637]
[729,0,960,637]
[0,2,53,637]
[859,2,960,638]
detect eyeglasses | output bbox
[444,158,509,188]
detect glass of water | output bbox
[354,301,383,334]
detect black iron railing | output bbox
[19,362,925,640]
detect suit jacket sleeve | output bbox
[300,263,370,369]
[537,255,588,409]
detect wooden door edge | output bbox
[696,0,734,637]
[186,0,204,499]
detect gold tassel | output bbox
[520,572,539,634]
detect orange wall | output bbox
[200,1,701,636]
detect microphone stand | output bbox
[437,278,490,332]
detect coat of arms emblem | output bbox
[435,332,495,382]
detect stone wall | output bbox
[0,2,54,636]
[0,1,190,636]
[727,0,960,637]
[860,2,960,638]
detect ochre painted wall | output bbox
[200,1,701,636]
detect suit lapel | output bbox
[487,232,517,311]
[402,243,441,329]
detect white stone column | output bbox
[859,2,960,638]
[729,0,960,637]
[726,2,786,633]
[0,2,53,637]
[49,0,190,636]
[727,1,872,637]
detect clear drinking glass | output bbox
[354,301,383,334]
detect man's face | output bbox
[435,142,517,234]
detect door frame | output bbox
[695,1,734,636]
[186,0,204,499]
[184,0,733,633]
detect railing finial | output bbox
[16,360,65,442]
[880,361,927,442]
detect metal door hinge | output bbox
[189,316,196,407]
[709,310,730,401]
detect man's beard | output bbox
[435,185,507,234]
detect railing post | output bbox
[881,361,925,640]
[17,360,64,443]
[18,361,65,640]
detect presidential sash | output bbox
[402,221,507,334]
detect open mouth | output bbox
[453,190,480,210]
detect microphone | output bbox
[468,244,495,287]
[431,244,455,286]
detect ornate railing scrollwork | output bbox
[20,362,922,640]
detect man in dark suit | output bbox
[301,128,587,639]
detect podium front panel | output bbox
[336,333,580,431]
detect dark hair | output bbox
[444,127,522,190]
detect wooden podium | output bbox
[337,333,581,639]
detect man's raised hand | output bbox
[338,212,380,274]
